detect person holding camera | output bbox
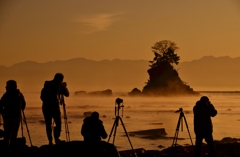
[40,73,69,145]
[193,96,217,157]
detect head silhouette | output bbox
[53,73,64,84]
[6,80,17,91]
[200,96,209,102]
[91,111,99,119]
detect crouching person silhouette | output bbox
[81,111,119,157]
[193,96,217,157]
[81,111,108,143]
[0,80,26,152]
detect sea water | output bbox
[1,92,240,151]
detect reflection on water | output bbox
[3,92,240,150]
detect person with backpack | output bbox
[0,80,26,151]
[40,73,69,145]
[193,96,217,157]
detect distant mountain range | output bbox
[177,56,240,91]
[0,56,239,93]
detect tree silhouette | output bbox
[150,40,180,68]
[142,40,198,96]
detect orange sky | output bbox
[0,0,240,66]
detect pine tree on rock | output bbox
[142,40,199,96]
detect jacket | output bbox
[41,80,69,108]
[193,100,217,134]
[0,89,26,119]
[81,116,108,143]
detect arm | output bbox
[60,83,69,97]
[100,122,108,139]
[209,103,217,117]
[0,95,6,115]
[81,118,88,137]
[81,123,85,137]
[20,93,26,110]
[0,99,2,114]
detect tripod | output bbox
[172,108,193,147]
[20,109,33,147]
[60,94,70,142]
[108,98,137,157]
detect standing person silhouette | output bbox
[193,96,217,157]
[0,80,26,151]
[40,73,69,145]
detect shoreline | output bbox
[1,137,240,157]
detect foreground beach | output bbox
[12,92,240,151]
[1,137,240,157]
[1,92,240,156]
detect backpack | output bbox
[40,81,58,102]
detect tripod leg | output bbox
[183,115,193,146]
[172,129,179,146]
[118,117,137,157]
[172,114,182,147]
[64,117,70,142]
[63,105,70,142]
[22,110,33,146]
[20,114,24,138]
[108,117,118,144]
[112,119,118,144]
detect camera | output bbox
[61,82,67,87]
[115,98,124,116]
[175,108,183,113]
[115,98,123,105]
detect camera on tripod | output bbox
[172,107,193,147]
[115,98,124,117]
[115,98,123,105]
[109,98,137,157]
[175,108,183,113]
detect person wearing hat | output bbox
[0,80,26,151]
[40,73,69,145]
[193,96,217,157]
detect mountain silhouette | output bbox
[176,56,240,91]
[0,56,239,93]
[0,58,149,93]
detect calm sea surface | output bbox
[1,92,240,151]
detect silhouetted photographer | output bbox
[81,111,108,144]
[81,112,119,157]
[40,73,69,145]
[0,80,26,152]
[193,96,217,157]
